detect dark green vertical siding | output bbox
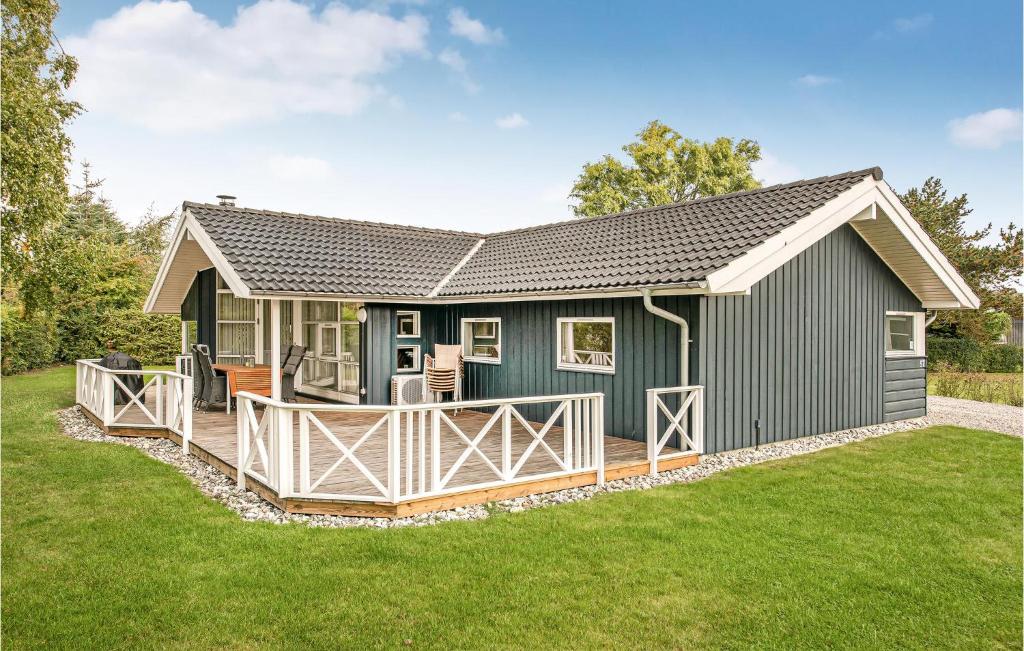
[696,225,923,453]
[362,304,393,404]
[181,268,217,359]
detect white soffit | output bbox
[705,178,980,309]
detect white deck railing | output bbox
[235,391,605,504]
[175,354,193,377]
[75,359,193,452]
[645,385,704,475]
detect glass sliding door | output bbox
[260,300,294,363]
[216,278,257,364]
[299,300,361,402]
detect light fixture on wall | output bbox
[357,306,368,323]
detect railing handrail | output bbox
[235,390,605,413]
[76,358,189,381]
[646,384,705,396]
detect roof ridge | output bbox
[182,201,484,238]
[485,166,883,239]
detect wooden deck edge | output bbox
[604,452,699,480]
[77,403,171,439]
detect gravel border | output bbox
[925,395,1022,437]
[59,406,929,528]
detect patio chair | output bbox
[193,344,228,411]
[190,344,205,409]
[280,344,306,402]
[425,344,463,403]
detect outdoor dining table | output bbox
[212,363,276,414]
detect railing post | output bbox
[277,407,293,499]
[595,395,605,485]
[430,408,441,492]
[154,374,164,428]
[563,399,573,469]
[695,387,705,455]
[102,372,114,426]
[501,404,512,480]
[418,409,427,495]
[181,376,193,455]
[298,410,310,495]
[646,389,658,476]
[236,396,247,489]
[387,411,401,502]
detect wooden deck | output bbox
[87,387,698,517]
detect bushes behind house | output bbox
[927,336,1023,373]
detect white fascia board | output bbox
[873,183,980,309]
[705,178,879,294]
[142,209,250,313]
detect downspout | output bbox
[925,311,938,327]
[640,289,690,387]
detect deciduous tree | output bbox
[569,120,762,217]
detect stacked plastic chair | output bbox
[424,344,463,403]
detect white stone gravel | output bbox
[58,406,932,528]
[925,395,1023,437]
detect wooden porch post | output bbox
[270,299,282,401]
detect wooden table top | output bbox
[212,363,271,373]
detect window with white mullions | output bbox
[885,312,925,357]
[557,317,614,373]
[461,317,501,363]
[396,311,420,338]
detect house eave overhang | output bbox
[143,209,251,314]
[703,177,980,310]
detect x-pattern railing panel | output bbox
[304,412,389,497]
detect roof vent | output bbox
[216,194,237,207]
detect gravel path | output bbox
[926,395,1022,437]
[58,406,932,529]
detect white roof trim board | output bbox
[145,168,979,313]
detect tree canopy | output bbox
[1,0,81,280]
[900,177,1023,341]
[569,121,762,217]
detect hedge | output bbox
[1,305,57,375]
[927,336,1023,373]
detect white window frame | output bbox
[885,311,926,357]
[557,317,616,374]
[396,344,421,373]
[461,317,502,364]
[396,310,421,338]
[215,283,258,365]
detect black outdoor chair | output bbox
[190,344,205,409]
[281,344,306,402]
[193,344,227,411]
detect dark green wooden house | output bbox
[147,167,978,455]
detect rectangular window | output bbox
[557,317,615,373]
[396,344,421,372]
[216,288,257,365]
[885,312,925,356]
[396,310,420,338]
[461,318,501,364]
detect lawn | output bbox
[928,371,1023,406]
[3,367,1021,649]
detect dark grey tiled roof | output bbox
[187,203,482,296]
[184,167,880,298]
[439,168,880,296]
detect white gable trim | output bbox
[143,209,251,313]
[704,177,980,309]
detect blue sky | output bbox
[57,1,1022,235]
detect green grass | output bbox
[929,371,1023,406]
[3,367,1021,649]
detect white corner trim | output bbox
[705,177,879,294]
[427,238,486,298]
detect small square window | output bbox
[397,311,420,338]
[396,344,421,372]
[461,318,501,363]
[885,312,924,357]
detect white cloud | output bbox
[448,111,467,122]
[947,108,1023,149]
[796,74,837,87]
[65,0,429,132]
[438,46,480,93]
[752,152,801,186]
[893,13,933,33]
[267,155,335,181]
[495,113,528,129]
[448,7,504,45]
